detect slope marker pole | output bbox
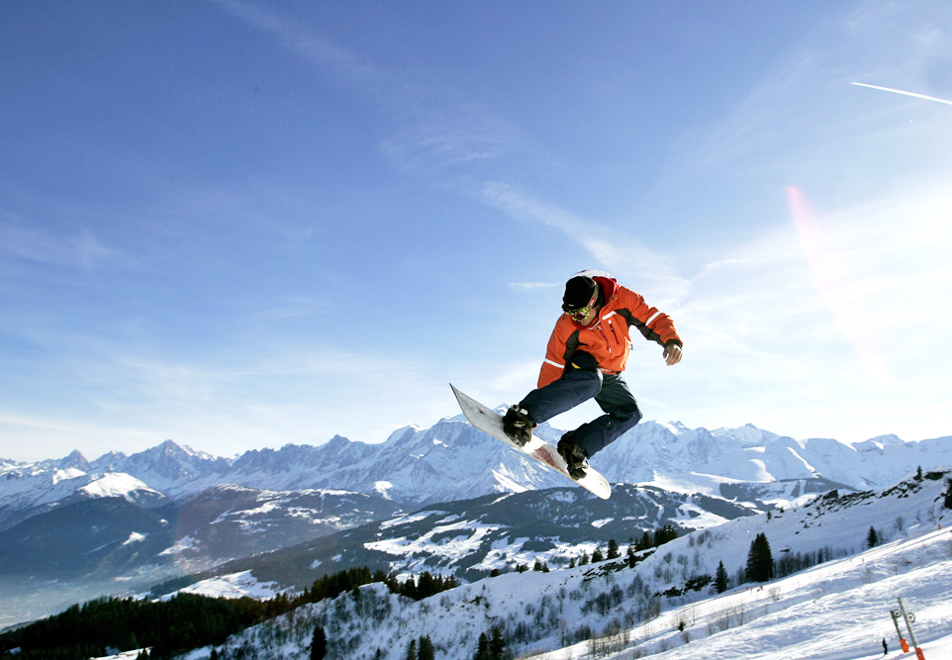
[897,597,926,660]
[889,608,909,653]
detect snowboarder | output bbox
[503,270,683,478]
[882,638,888,655]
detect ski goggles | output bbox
[564,306,593,322]
[562,291,599,322]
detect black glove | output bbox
[568,350,598,371]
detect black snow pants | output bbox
[518,354,642,458]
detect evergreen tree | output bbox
[866,526,880,548]
[579,551,590,565]
[591,546,604,562]
[122,632,138,652]
[533,558,545,572]
[310,626,327,660]
[406,638,417,660]
[606,538,620,560]
[944,478,952,510]
[490,568,502,577]
[715,561,729,593]
[418,635,435,660]
[626,541,637,568]
[568,557,576,568]
[745,533,774,583]
[636,531,653,551]
[653,525,679,546]
[489,626,507,659]
[474,632,490,660]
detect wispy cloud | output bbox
[212,0,690,306]
[0,218,115,271]
[509,282,558,292]
[213,0,528,175]
[482,182,690,303]
[212,0,380,85]
[686,1,952,188]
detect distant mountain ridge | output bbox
[2,416,951,530]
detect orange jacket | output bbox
[538,272,683,388]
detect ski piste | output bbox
[450,384,612,500]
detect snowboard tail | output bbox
[450,384,611,500]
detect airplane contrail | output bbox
[852,82,952,106]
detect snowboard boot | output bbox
[557,434,589,480]
[502,405,536,447]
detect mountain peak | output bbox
[326,434,355,447]
[385,426,418,444]
[58,449,89,470]
[157,439,187,454]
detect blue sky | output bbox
[2,1,951,462]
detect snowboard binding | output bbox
[502,405,535,447]
[557,435,589,480]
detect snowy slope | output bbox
[169,571,289,601]
[159,470,952,660]
[544,529,952,660]
[103,535,952,660]
[78,472,163,500]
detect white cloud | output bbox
[509,282,557,292]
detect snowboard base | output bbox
[451,384,611,500]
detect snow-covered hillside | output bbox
[164,470,952,660]
[191,482,761,595]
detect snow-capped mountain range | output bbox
[3,413,950,530]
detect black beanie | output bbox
[562,276,598,311]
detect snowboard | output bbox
[450,384,611,500]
